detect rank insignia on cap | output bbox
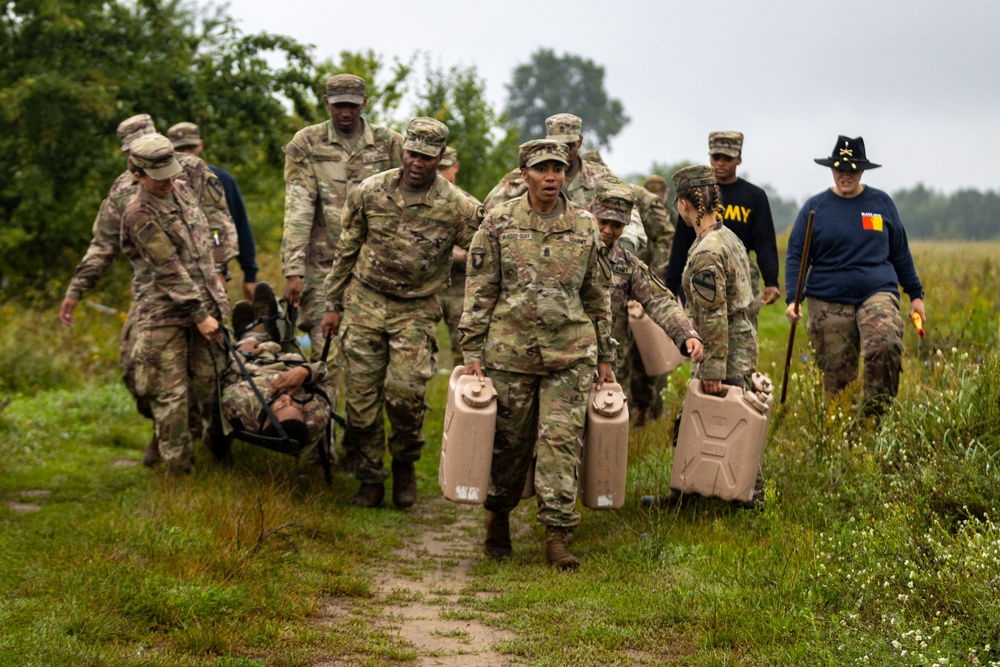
[692,271,717,303]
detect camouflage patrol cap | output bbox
[545,113,582,143]
[437,146,458,169]
[325,74,366,105]
[643,174,668,194]
[592,178,637,225]
[518,139,569,169]
[708,131,744,158]
[403,117,448,157]
[671,165,716,199]
[581,149,604,165]
[116,114,156,153]
[167,122,202,148]
[129,133,182,180]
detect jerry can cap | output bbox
[751,372,773,395]
[743,390,769,414]
[461,379,497,408]
[592,388,626,417]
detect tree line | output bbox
[2,1,993,298]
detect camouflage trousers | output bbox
[437,291,465,369]
[119,309,152,420]
[341,281,439,485]
[806,292,904,412]
[221,369,332,452]
[483,362,593,528]
[133,325,222,470]
[747,259,762,330]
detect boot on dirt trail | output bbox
[484,510,512,560]
[391,460,417,508]
[545,526,579,569]
[350,482,384,508]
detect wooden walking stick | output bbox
[780,210,815,404]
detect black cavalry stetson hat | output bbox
[814,135,881,171]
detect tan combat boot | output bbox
[483,511,512,561]
[350,482,384,508]
[545,526,579,569]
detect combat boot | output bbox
[391,460,417,508]
[252,282,281,343]
[483,511,512,561]
[350,482,384,508]
[142,433,161,467]
[545,526,580,570]
[231,299,254,338]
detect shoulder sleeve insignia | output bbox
[283,141,306,162]
[649,269,670,294]
[470,247,486,271]
[206,176,225,206]
[597,246,613,280]
[692,270,717,303]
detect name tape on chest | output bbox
[501,231,533,241]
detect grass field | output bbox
[1,241,998,666]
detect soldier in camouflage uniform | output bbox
[281,74,404,361]
[435,146,482,368]
[120,134,230,475]
[220,336,333,455]
[321,118,482,509]
[59,114,237,466]
[592,179,703,396]
[673,165,758,391]
[460,140,616,569]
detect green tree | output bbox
[504,48,629,149]
[412,61,519,201]
[0,0,316,295]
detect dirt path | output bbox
[316,499,518,666]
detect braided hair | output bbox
[677,183,724,222]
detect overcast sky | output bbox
[224,0,999,203]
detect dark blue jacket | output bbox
[210,165,258,282]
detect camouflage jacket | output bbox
[281,118,404,280]
[176,153,238,266]
[64,170,137,301]
[324,170,483,309]
[607,241,698,349]
[221,341,332,445]
[445,184,482,297]
[633,184,674,277]
[459,193,616,374]
[64,155,235,301]
[682,222,757,381]
[120,181,229,329]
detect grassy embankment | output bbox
[1,239,998,666]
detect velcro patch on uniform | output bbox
[470,248,486,270]
[565,236,589,245]
[135,220,175,265]
[363,152,389,163]
[613,263,630,275]
[283,141,306,161]
[598,246,613,279]
[501,232,532,240]
[692,270,716,303]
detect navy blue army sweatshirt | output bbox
[785,186,923,305]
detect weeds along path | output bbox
[318,497,517,666]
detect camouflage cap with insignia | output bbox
[708,131,744,158]
[130,133,182,180]
[643,174,668,194]
[671,165,716,200]
[325,74,366,105]
[592,178,637,225]
[437,146,458,169]
[117,114,156,153]
[545,113,582,143]
[518,139,569,169]
[168,122,201,148]
[403,117,449,157]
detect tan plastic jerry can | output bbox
[579,382,630,510]
[440,366,498,505]
[670,374,773,504]
[627,300,686,376]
